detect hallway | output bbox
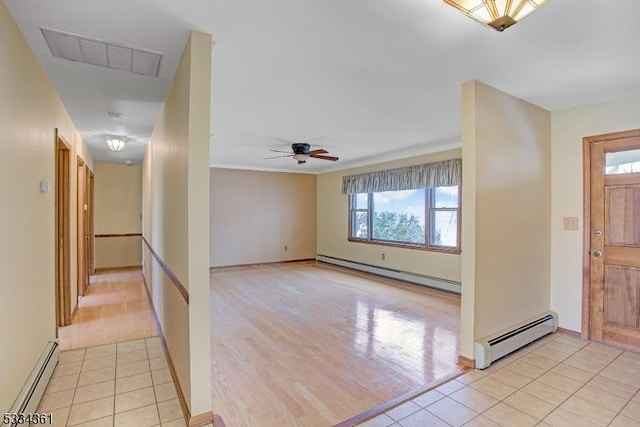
[58,269,157,351]
[39,337,184,426]
[32,270,191,426]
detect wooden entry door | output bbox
[586,129,640,352]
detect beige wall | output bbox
[550,93,640,333]
[461,81,551,357]
[94,163,142,269]
[142,31,212,419]
[317,149,462,282]
[0,2,93,412]
[210,168,317,267]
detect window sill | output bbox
[347,237,461,254]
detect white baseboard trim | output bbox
[316,254,461,294]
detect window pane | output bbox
[433,186,459,208]
[372,189,425,244]
[355,193,368,209]
[353,211,368,238]
[605,149,640,175]
[431,210,457,247]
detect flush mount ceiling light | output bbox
[105,136,127,152]
[107,111,122,120]
[444,0,549,31]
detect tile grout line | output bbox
[60,340,150,426]
[383,337,557,426]
[507,341,631,426]
[599,349,637,424]
[437,337,618,426]
[380,335,640,427]
[112,344,117,427]
[504,341,610,425]
[65,348,84,427]
[488,336,579,426]
[546,343,625,426]
[146,339,164,426]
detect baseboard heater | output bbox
[474,311,558,369]
[2,340,59,426]
[316,254,461,294]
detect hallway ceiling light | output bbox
[105,137,127,152]
[444,0,549,31]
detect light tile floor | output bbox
[39,337,187,427]
[358,333,640,427]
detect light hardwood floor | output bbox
[58,264,461,425]
[209,261,461,426]
[58,269,157,351]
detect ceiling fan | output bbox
[266,143,338,164]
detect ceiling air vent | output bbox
[41,28,162,77]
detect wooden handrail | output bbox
[141,236,189,304]
[95,233,142,238]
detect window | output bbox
[349,186,460,251]
[605,149,640,175]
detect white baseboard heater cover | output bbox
[316,254,461,294]
[3,340,59,426]
[474,311,558,369]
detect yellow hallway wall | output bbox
[0,1,93,412]
[142,30,212,421]
[94,163,142,269]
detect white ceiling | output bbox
[5,0,640,173]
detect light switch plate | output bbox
[563,216,579,230]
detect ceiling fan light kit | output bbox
[266,142,339,164]
[105,136,127,152]
[444,0,549,31]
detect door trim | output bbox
[77,156,87,298]
[88,171,95,275]
[582,128,640,340]
[55,129,71,327]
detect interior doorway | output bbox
[584,129,640,352]
[77,157,92,298]
[55,130,71,327]
[88,170,95,276]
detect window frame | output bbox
[347,186,461,254]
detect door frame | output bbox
[77,156,89,298]
[88,170,95,275]
[55,129,71,327]
[581,128,640,340]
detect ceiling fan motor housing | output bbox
[292,143,311,155]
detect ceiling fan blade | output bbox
[270,149,292,154]
[308,149,328,155]
[264,154,294,160]
[310,154,339,161]
[268,136,300,146]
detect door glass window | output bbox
[605,149,640,175]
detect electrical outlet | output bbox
[284,245,288,251]
[563,217,579,231]
[381,253,385,261]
